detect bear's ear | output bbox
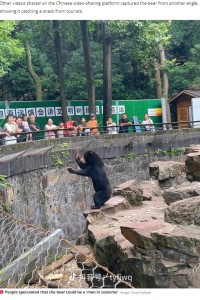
[85,151,93,157]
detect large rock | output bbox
[120,220,171,250]
[185,144,200,154]
[165,196,200,226]
[121,220,200,286]
[83,196,130,224]
[149,161,185,181]
[185,152,200,181]
[187,263,200,288]
[140,180,162,200]
[149,161,186,189]
[122,220,200,263]
[113,180,143,206]
[151,224,200,263]
[78,193,200,288]
[101,196,131,213]
[163,182,200,205]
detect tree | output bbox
[168,21,200,94]
[53,20,68,122]
[0,21,23,77]
[102,21,112,128]
[15,21,57,101]
[127,21,172,122]
[25,41,43,101]
[2,20,200,110]
[0,21,24,100]
[155,59,162,98]
[80,21,96,115]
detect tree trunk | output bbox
[159,43,171,125]
[159,43,169,100]
[102,21,112,129]
[80,21,96,115]
[154,59,162,99]
[53,20,68,122]
[25,41,42,101]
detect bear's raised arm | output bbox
[68,166,91,177]
[76,156,88,170]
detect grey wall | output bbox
[2,154,182,242]
[0,128,195,241]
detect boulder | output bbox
[187,264,200,288]
[185,144,200,154]
[165,196,200,226]
[121,220,171,250]
[140,180,162,200]
[185,152,200,181]
[88,224,113,245]
[83,196,131,225]
[149,161,186,189]
[151,224,200,263]
[113,180,143,206]
[163,182,200,205]
[77,175,200,288]
[149,161,185,181]
[101,196,131,213]
[121,220,200,263]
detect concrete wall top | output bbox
[1,128,200,177]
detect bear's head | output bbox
[84,151,104,167]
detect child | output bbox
[22,114,32,141]
[57,121,65,138]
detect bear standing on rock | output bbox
[68,150,112,209]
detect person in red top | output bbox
[64,120,75,136]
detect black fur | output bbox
[68,151,112,208]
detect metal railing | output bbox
[0,119,200,145]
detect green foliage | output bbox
[161,150,167,156]
[1,20,200,101]
[0,175,8,189]
[0,21,24,77]
[2,201,12,212]
[51,143,70,167]
[0,175,11,212]
[125,152,137,160]
[169,148,184,156]
[151,150,160,156]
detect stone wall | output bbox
[1,129,193,241]
[1,153,184,242]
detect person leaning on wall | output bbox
[29,114,40,140]
[141,114,155,132]
[119,113,133,133]
[87,113,100,136]
[106,117,118,134]
[3,115,18,145]
[79,117,90,136]
[44,118,58,139]
[0,126,10,145]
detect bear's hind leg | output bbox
[93,190,111,208]
[93,191,102,209]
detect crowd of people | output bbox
[0,112,155,145]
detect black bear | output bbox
[68,150,112,209]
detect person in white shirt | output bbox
[44,118,58,139]
[141,114,155,132]
[4,115,18,145]
[106,117,118,134]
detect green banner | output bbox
[0,99,162,132]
